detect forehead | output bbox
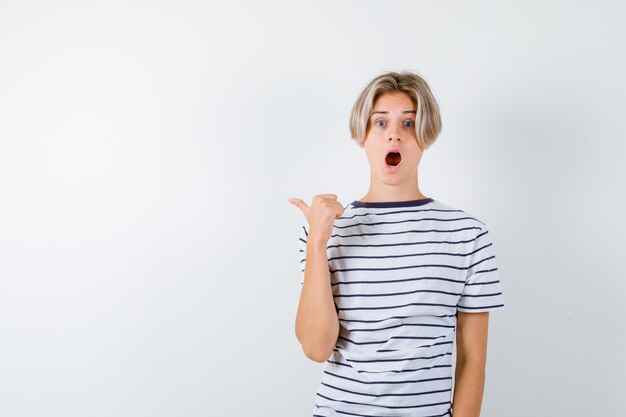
[370,92,415,115]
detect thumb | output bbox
[288,197,309,215]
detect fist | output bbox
[288,194,345,244]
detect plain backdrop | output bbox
[1,1,625,416]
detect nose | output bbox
[388,121,403,142]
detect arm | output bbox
[294,238,340,363]
[451,311,490,417]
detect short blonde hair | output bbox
[349,70,442,150]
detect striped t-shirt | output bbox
[297,197,504,417]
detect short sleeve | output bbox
[297,223,308,285]
[457,226,505,313]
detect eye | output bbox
[375,120,385,127]
[404,120,415,127]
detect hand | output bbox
[288,194,345,244]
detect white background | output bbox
[1,1,624,416]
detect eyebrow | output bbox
[370,110,416,118]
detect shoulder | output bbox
[432,199,489,234]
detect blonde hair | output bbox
[349,70,442,150]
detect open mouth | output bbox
[385,150,402,167]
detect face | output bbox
[359,91,424,183]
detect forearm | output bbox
[451,358,485,417]
[295,240,339,362]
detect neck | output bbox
[359,175,426,203]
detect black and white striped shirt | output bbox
[297,197,504,417]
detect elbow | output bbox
[295,330,334,363]
[303,346,333,363]
[295,317,339,363]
